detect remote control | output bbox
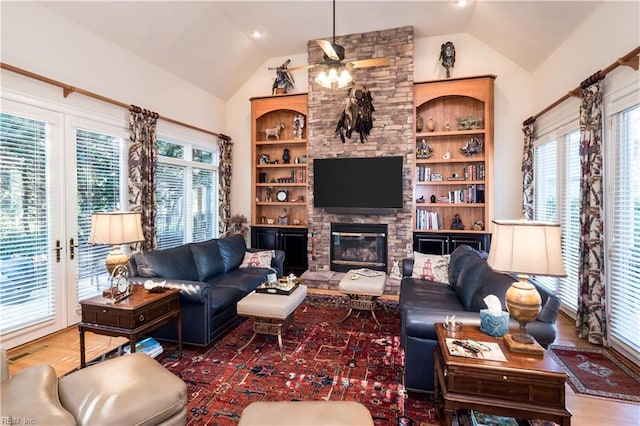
[452,339,480,354]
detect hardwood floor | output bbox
[5,300,639,425]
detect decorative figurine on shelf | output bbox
[266,187,273,202]
[268,59,295,95]
[427,117,435,132]
[439,41,456,78]
[444,121,451,131]
[443,151,451,160]
[472,220,485,231]
[278,208,289,225]
[460,137,484,156]
[416,139,434,159]
[293,114,305,139]
[282,148,291,164]
[416,196,425,203]
[456,116,482,130]
[430,195,437,203]
[262,122,285,140]
[450,214,465,230]
[416,115,424,132]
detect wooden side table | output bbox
[434,323,571,426]
[79,285,182,368]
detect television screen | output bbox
[313,156,403,213]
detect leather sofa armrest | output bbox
[129,278,211,305]
[403,308,483,340]
[402,258,414,277]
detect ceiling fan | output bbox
[284,0,393,88]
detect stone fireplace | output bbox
[305,26,415,294]
[330,223,388,272]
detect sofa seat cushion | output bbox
[209,267,271,295]
[1,364,75,425]
[134,244,199,281]
[59,352,186,426]
[399,278,464,314]
[209,284,245,313]
[190,239,225,282]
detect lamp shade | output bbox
[88,212,144,245]
[487,219,567,277]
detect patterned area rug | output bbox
[157,294,439,425]
[548,345,640,403]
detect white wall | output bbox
[227,35,531,223]
[1,2,226,136]
[532,1,640,112]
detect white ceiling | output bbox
[42,1,602,100]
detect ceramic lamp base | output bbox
[503,333,544,356]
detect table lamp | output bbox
[88,212,144,274]
[487,220,566,354]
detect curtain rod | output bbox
[1,62,230,141]
[523,45,640,125]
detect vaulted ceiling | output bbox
[42,1,602,100]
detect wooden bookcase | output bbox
[250,93,308,275]
[413,75,495,254]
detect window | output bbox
[533,127,580,314]
[156,139,218,249]
[608,103,640,359]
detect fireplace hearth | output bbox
[330,223,388,272]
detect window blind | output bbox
[75,128,122,302]
[156,163,186,249]
[609,104,640,356]
[0,113,54,333]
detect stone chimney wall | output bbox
[306,26,415,292]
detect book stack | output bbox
[416,209,441,230]
[123,337,163,358]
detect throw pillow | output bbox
[411,252,451,284]
[239,250,273,269]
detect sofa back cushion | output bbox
[454,259,488,310]
[217,234,247,273]
[190,239,225,282]
[448,245,487,289]
[134,244,198,281]
[468,267,517,312]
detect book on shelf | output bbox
[123,337,163,358]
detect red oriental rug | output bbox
[548,345,640,404]
[156,294,439,425]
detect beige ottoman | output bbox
[339,270,386,328]
[237,285,308,360]
[238,401,374,426]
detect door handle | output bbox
[69,238,79,260]
[53,240,62,263]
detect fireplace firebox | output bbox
[330,223,388,273]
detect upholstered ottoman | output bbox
[58,352,187,426]
[339,270,387,327]
[238,401,374,426]
[237,285,308,360]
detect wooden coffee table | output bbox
[434,323,571,426]
[78,285,182,368]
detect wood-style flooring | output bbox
[5,294,639,425]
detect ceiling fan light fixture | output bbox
[315,66,352,89]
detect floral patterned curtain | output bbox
[128,106,159,252]
[521,118,535,220]
[218,136,233,237]
[576,75,606,345]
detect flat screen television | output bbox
[313,156,403,214]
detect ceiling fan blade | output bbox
[347,57,393,69]
[283,64,317,72]
[316,39,340,61]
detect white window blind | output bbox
[609,104,640,357]
[156,163,186,249]
[0,113,53,333]
[533,140,557,222]
[156,139,217,249]
[75,128,122,302]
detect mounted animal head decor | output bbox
[335,83,375,143]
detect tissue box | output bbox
[480,309,509,337]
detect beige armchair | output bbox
[1,349,187,426]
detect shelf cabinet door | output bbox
[251,226,308,276]
[413,232,490,255]
[251,227,278,250]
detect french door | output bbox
[0,98,127,348]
